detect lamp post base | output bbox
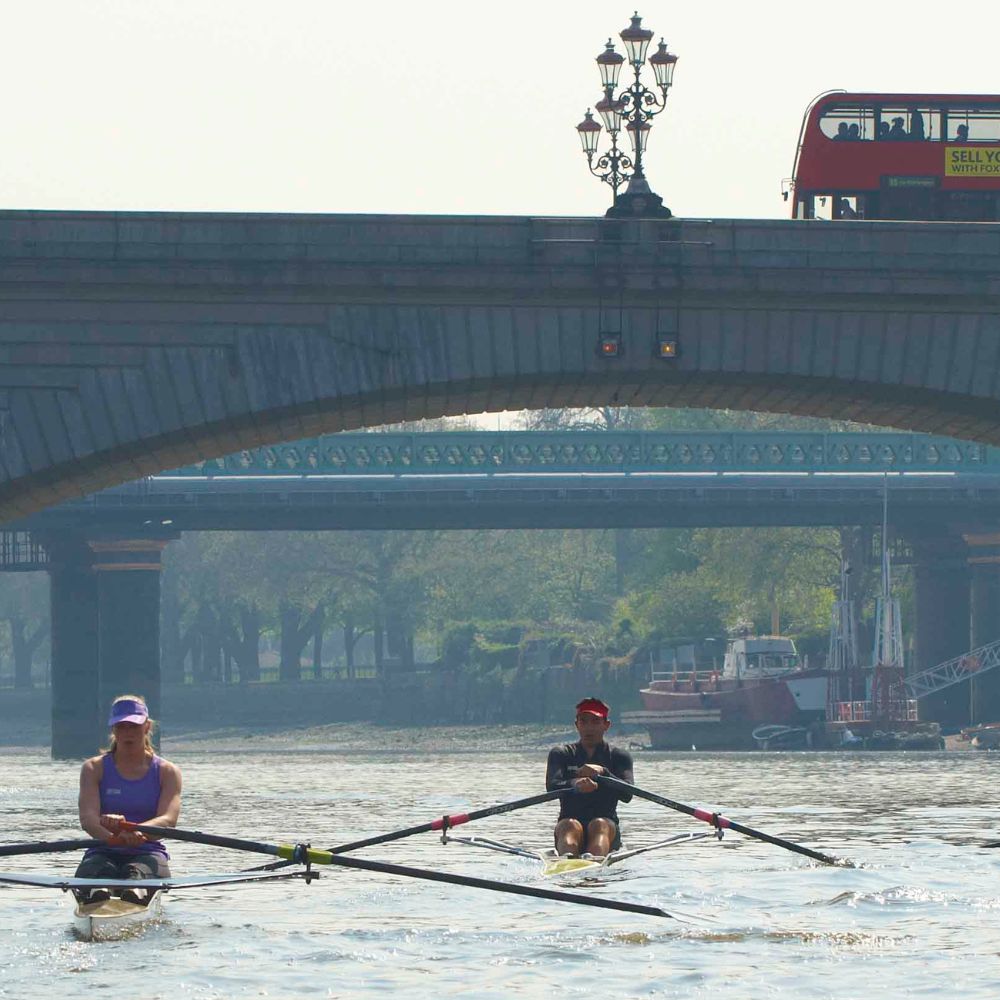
[604,175,672,219]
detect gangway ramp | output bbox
[904,638,1000,700]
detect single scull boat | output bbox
[0,870,312,941]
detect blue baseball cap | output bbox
[108,698,149,726]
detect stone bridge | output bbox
[2,211,1000,523]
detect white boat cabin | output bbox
[723,637,800,680]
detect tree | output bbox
[614,572,725,644]
[0,573,49,689]
[691,527,840,639]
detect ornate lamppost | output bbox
[576,13,677,218]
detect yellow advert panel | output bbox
[945,147,1000,176]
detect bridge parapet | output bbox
[3,212,1000,290]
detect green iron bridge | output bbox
[8,429,1000,538]
[167,430,1000,477]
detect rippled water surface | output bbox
[2,726,999,999]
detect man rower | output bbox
[75,694,183,904]
[545,697,634,858]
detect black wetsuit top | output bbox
[545,741,634,826]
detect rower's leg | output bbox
[554,818,585,857]
[73,851,120,903]
[584,818,617,858]
[122,853,169,906]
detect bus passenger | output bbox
[955,124,970,142]
[837,198,859,219]
[833,122,850,141]
[847,123,861,140]
[877,121,890,140]
[887,117,908,140]
[909,109,925,140]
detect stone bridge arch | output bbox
[2,209,1000,521]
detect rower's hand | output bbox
[99,813,126,834]
[108,828,148,848]
[108,830,146,847]
[100,814,147,847]
[576,764,606,780]
[573,776,598,793]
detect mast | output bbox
[828,561,858,673]
[828,559,860,709]
[871,475,906,722]
[872,477,904,672]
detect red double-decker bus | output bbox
[787,91,1000,221]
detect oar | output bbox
[0,838,102,857]
[596,775,853,868]
[981,841,1000,848]
[251,788,568,871]
[123,822,676,920]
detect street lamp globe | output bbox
[625,118,651,154]
[648,40,678,92]
[595,96,625,135]
[576,110,602,156]
[619,12,654,67]
[596,39,625,91]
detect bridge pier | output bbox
[90,540,169,736]
[46,535,171,759]
[48,537,100,759]
[967,536,1000,724]
[911,534,972,727]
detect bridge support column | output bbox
[89,540,170,739]
[48,537,100,759]
[912,534,971,727]
[967,534,1000,724]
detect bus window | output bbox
[879,106,941,141]
[813,195,833,220]
[948,108,1000,142]
[834,196,862,219]
[820,106,874,140]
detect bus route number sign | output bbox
[884,176,937,189]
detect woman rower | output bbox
[75,694,182,903]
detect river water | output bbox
[1,724,999,999]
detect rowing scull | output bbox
[73,892,163,941]
[0,870,312,941]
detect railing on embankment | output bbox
[0,666,646,746]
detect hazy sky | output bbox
[3,1,998,221]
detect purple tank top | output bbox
[89,753,169,858]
